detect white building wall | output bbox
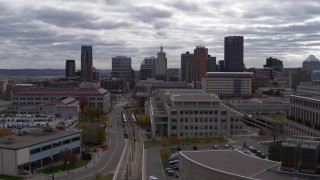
[0,148,17,176]
[17,147,29,165]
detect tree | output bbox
[159,148,171,161]
[93,172,103,180]
[160,138,169,147]
[79,96,89,111]
[110,93,117,103]
[0,128,11,137]
[191,136,199,145]
[268,142,282,162]
[60,150,77,165]
[168,136,180,145]
[136,115,151,124]
[258,129,266,138]
[204,136,211,147]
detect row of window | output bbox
[176,110,227,115]
[30,137,80,155]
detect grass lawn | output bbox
[144,137,227,149]
[0,175,22,180]
[262,114,286,122]
[104,173,114,180]
[39,160,89,174]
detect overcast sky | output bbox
[0,0,320,70]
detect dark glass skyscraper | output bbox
[224,36,244,72]
[65,60,76,78]
[81,45,93,82]
[180,51,194,83]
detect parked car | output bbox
[169,159,179,165]
[176,146,181,151]
[213,145,218,149]
[224,144,229,148]
[149,175,159,180]
[193,145,198,150]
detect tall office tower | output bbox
[112,56,133,82]
[194,46,208,82]
[155,45,167,81]
[224,36,244,72]
[207,55,217,72]
[181,51,194,83]
[218,60,225,72]
[65,60,76,78]
[81,45,93,82]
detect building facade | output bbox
[140,57,156,80]
[180,51,194,83]
[81,45,93,82]
[284,95,320,137]
[65,60,76,78]
[155,45,167,81]
[302,55,320,74]
[202,72,253,97]
[10,88,110,114]
[112,56,133,82]
[297,81,320,96]
[0,130,81,176]
[207,55,217,72]
[146,89,243,138]
[194,46,208,82]
[264,57,283,71]
[224,36,244,72]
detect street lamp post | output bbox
[24,170,27,180]
[67,161,70,174]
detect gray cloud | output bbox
[0,0,320,69]
[170,1,199,12]
[133,6,172,23]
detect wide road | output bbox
[115,109,143,180]
[56,98,126,180]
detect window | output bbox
[171,126,177,130]
[53,142,61,148]
[72,137,80,142]
[42,145,51,151]
[30,148,41,154]
[63,139,71,145]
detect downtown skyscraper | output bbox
[155,45,167,81]
[194,46,208,82]
[224,36,244,72]
[81,45,93,82]
[65,60,76,78]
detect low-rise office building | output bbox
[297,81,320,96]
[227,97,290,114]
[10,88,110,114]
[202,72,253,97]
[0,129,81,176]
[146,89,243,138]
[284,95,320,137]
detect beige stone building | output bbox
[146,89,243,138]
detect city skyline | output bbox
[1,0,320,70]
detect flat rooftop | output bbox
[180,150,307,180]
[0,129,80,150]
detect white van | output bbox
[148,175,159,180]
